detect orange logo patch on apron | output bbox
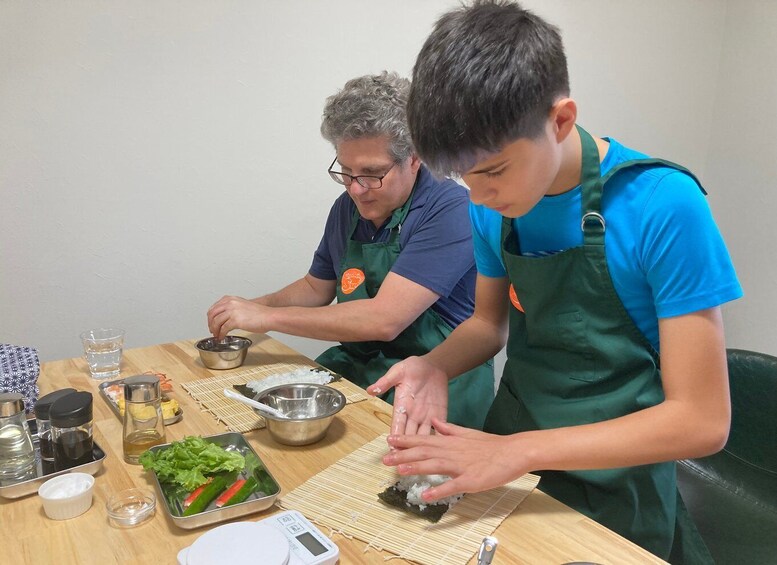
[509,284,524,312]
[341,268,366,295]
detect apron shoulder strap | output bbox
[600,158,706,195]
[583,157,707,247]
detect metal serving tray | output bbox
[98,377,183,426]
[0,420,106,499]
[147,432,281,529]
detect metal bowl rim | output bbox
[254,383,346,422]
[195,336,253,352]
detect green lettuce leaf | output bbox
[139,436,245,490]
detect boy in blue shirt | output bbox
[369,1,741,562]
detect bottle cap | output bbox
[123,375,161,403]
[0,392,26,417]
[50,392,93,428]
[35,388,77,420]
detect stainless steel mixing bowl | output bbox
[254,384,345,446]
[195,336,252,370]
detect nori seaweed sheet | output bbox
[378,484,449,523]
[232,384,256,399]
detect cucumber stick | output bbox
[222,476,259,507]
[182,473,236,516]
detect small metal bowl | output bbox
[195,336,252,370]
[254,384,346,446]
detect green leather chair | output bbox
[676,348,777,564]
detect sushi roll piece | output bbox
[378,475,463,523]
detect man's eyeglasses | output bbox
[327,157,397,189]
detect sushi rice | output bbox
[395,474,463,511]
[246,368,334,396]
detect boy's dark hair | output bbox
[407,0,570,176]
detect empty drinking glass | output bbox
[80,328,125,379]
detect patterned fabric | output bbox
[0,344,40,413]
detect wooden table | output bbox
[0,334,666,564]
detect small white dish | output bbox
[38,472,95,520]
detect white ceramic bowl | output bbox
[38,472,95,520]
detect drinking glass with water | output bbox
[80,328,125,379]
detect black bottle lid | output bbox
[50,391,93,428]
[34,388,77,420]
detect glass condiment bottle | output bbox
[122,375,166,464]
[0,392,36,479]
[50,391,94,471]
[34,388,76,463]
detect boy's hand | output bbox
[382,418,526,502]
[367,356,448,436]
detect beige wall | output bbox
[703,0,777,355]
[2,1,772,369]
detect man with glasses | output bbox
[207,72,494,429]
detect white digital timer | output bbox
[177,510,340,565]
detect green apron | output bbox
[483,126,713,563]
[315,188,494,430]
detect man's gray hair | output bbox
[321,71,414,162]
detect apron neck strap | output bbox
[501,125,604,250]
[578,124,602,186]
[385,185,415,231]
[577,125,607,247]
[347,184,417,240]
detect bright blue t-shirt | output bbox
[310,165,477,329]
[470,137,743,349]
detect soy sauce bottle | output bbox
[50,392,93,471]
[34,388,76,463]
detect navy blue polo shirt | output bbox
[309,165,477,329]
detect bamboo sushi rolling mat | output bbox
[180,363,369,433]
[279,434,541,565]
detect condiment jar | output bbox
[0,393,36,479]
[34,388,77,463]
[122,375,166,464]
[50,391,94,471]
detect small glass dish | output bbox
[106,487,156,528]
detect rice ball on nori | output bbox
[378,475,463,523]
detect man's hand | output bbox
[207,295,270,339]
[382,418,526,502]
[367,356,449,436]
